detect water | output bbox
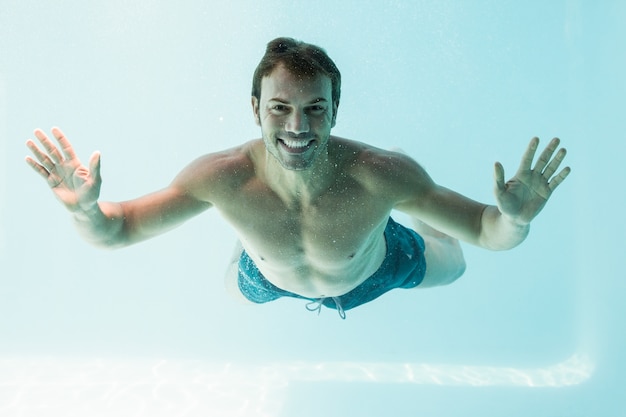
[1,1,624,416]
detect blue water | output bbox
[0,1,624,416]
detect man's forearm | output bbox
[478,205,530,251]
[72,202,127,248]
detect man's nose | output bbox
[285,110,309,134]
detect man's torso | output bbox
[197,137,413,298]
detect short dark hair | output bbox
[251,37,341,108]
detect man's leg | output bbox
[411,218,466,288]
[224,240,255,304]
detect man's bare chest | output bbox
[217,183,391,263]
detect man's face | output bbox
[252,64,337,171]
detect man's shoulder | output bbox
[332,137,433,198]
[172,140,261,196]
[332,137,425,177]
[189,140,259,174]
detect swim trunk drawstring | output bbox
[305,297,346,320]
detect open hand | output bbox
[25,127,102,212]
[494,137,571,225]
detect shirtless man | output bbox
[25,38,570,319]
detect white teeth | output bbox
[281,139,311,148]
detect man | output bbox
[25,37,570,319]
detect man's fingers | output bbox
[88,151,102,182]
[494,162,505,192]
[518,137,539,173]
[548,166,571,192]
[542,147,567,179]
[34,128,64,164]
[25,155,50,180]
[25,139,55,171]
[533,137,560,172]
[51,126,78,161]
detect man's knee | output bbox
[420,236,466,288]
[447,239,466,279]
[448,256,466,283]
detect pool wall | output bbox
[1,1,624,416]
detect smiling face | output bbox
[252,64,338,171]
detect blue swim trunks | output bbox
[237,217,426,319]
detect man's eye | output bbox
[272,105,287,112]
[308,106,326,114]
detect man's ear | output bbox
[251,96,261,126]
[331,102,339,128]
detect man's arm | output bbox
[26,127,211,248]
[392,137,570,250]
[70,187,211,248]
